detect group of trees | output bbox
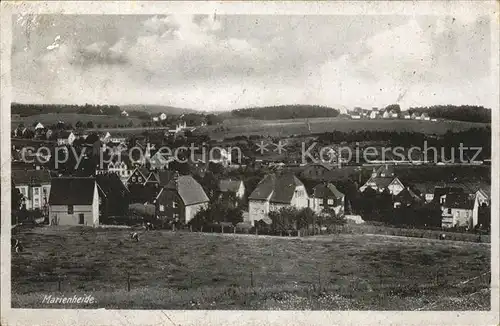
[12,103,122,117]
[190,194,243,228]
[232,105,340,120]
[268,206,345,235]
[409,105,491,123]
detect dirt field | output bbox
[11,226,490,310]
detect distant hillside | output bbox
[232,105,340,120]
[408,105,491,123]
[121,105,198,115]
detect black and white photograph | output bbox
[1,1,499,325]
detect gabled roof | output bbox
[49,178,96,205]
[12,169,51,186]
[367,176,398,190]
[96,173,129,198]
[433,186,464,200]
[374,164,394,177]
[313,183,344,199]
[249,173,305,204]
[219,179,243,193]
[444,193,474,210]
[165,175,209,206]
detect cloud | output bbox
[11,14,495,110]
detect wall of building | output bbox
[49,204,96,226]
[249,200,270,225]
[185,202,208,224]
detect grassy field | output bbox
[11,113,143,128]
[11,226,490,310]
[195,118,489,140]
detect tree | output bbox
[385,104,401,113]
[86,121,94,128]
[75,121,83,129]
[11,183,22,211]
[127,121,134,127]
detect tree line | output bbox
[232,105,340,120]
[408,105,491,123]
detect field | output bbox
[11,226,490,310]
[11,113,143,128]
[195,117,489,140]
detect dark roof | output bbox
[49,178,96,205]
[433,186,464,201]
[313,183,344,199]
[57,130,73,139]
[249,173,305,204]
[165,175,209,205]
[375,164,394,177]
[12,169,51,186]
[219,179,243,193]
[158,170,174,186]
[96,173,129,198]
[445,193,474,210]
[369,176,398,189]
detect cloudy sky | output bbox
[12,14,493,111]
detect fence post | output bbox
[250,271,254,288]
[127,272,131,292]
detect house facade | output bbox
[248,173,309,225]
[155,175,209,224]
[309,183,345,217]
[301,163,333,180]
[219,179,246,199]
[359,165,404,195]
[96,173,130,220]
[57,131,75,146]
[48,177,99,227]
[441,193,475,229]
[12,169,52,212]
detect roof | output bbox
[374,164,394,177]
[12,169,51,186]
[303,163,335,171]
[368,176,398,189]
[157,170,174,186]
[96,173,129,198]
[313,183,344,199]
[49,178,96,205]
[248,173,305,204]
[445,193,474,210]
[165,175,209,205]
[219,179,243,193]
[433,186,464,200]
[57,130,73,139]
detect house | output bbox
[369,110,379,119]
[301,163,334,180]
[403,113,411,119]
[248,173,309,225]
[441,193,475,229]
[473,188,490,227]
[121,110,129,117]
[12,169,52,211]
[96,154,134,184]
[393,187,421,208]
[159,113,167,121]
[154,175,209,224]
[35,122,44,130]
[309,182,345,217]
[219,179,246,199]
[96,173,130,219]
[350,114,361,120]
[390,110,399,119]
[48,177,99,227]
[148,150,173,170]
[382,111,391,119]
[127,166,150,186]
[152,117,159,122]
[412,112,421,120]
[412,183,437,202]
[433,186,465,205]
[56,131,75,146]
[359,165,404,195]
[105,141,127,156]
[421,113,430,121]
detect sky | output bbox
[12,14,494,111]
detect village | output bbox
[10,113,491,238]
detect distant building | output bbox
[121,110,129,117]
[350,114,361,120]
[248,173,309,225]
[309,182,345,217]
[382,111,391,119]
[369,110,379,119]
[96,173,130,219]
[159,113,167,121]
[403,113,411,119]
[12,169,51,211]
[441,193,475,229]
[35,122,44,130]
[48,177,99,227]
[219,179,246,199]
[359,165,404,195]
[56,131,75,146]
[301,163,334,180]
[421,113,430,121]
[155,175,209,224]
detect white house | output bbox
[48,177,99,227]
[359,165,404,195]
[35,122,44,130]
[56,131,75,146]
[382,111,391,119]
[121,110,129,117]
[441,193,475,229]
[369,111,379,119]
[159,113,167,121]
[403,113,411,119]
[219,179,246,199]
[248,173,309,225]
[12,169,52,211]
[309,183,345,217]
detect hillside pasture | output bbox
[11,226,490,310]
[195,118,489,140]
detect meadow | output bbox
[195,117,489,140]
[11,226,490,310]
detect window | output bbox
[34,188,39,195]
[319,198,323,204]
[43,188,47,195]
[131,177,136,182]
[328,199,334,205]
[159,205,165,212]
[447,208,452,214]
[138,177,143,182]
[68,205,74,214]
[172,201,177,208]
